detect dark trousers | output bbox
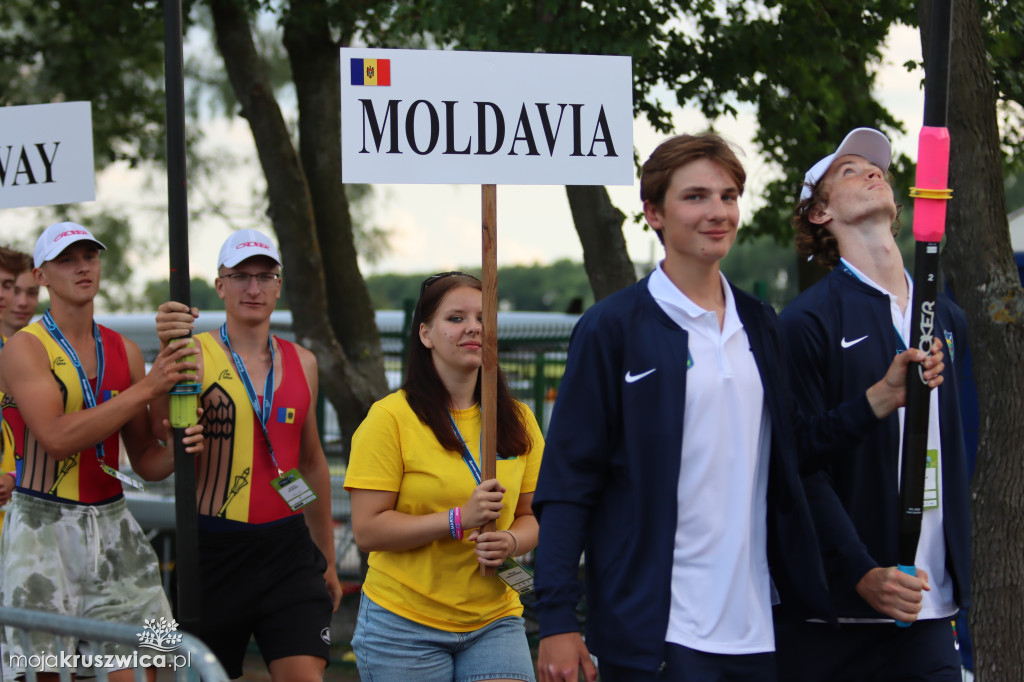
[775,617,962,682]
[599,643,777,682]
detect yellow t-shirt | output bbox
[344,390,543,631]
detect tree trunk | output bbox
[565,185,636,301]
[282,0,389,428]
[208,0,382,458]
[931,1,1024,678]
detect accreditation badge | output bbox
[923,449,939,510]
[271,468,318,511]
[100,462,146,491]
[496,558,535,595]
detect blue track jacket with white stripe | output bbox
[532,275,834,673]
[778,267,971,619]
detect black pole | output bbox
[921,1,952,128]
[897,0,953,600]
[163,0,201,630]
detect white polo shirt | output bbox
[839,258,956,621]
[649,265,774,654]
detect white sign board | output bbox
[0,102,95,209]
[341,49,633,186]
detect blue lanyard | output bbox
[42,310,107,459]
[838,260,909,353]
[220,324,282,473]
[447,411,483,485]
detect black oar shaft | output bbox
[922,0,952,128]
[163,0,200,629]
[897,0,953,581]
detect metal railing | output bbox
[0,607,228,681]
[96,308,578,580]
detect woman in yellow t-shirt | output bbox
[345,272,543,682]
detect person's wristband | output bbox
[449,507,463,540]
[500,529,518,557]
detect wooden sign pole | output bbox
[480,183,498,576]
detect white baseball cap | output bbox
[800,127,892,202]
[217,229,282,269]
[34,222,107,268]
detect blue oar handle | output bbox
[895,564,916,628]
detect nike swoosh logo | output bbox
[625,368,656,383]
[841,335,868,349]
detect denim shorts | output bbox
[353,594,535,682]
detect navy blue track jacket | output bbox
[779,267,971,619]
[532,276,834,673]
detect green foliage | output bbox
[983,0,1024,172]
[187,2,294,121]
[143,277,224,311]
[363,272,424,312]
[493,260,593,312]
[365,259,592,312]
[88,215,140,310]
[368,0,1024,249]
[1006,171,1024,213]
[365,0,930,247]
[370,0,701,135]
[0,0,188,166]
[720,234,799,307]
[689,1,917,243]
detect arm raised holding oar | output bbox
[775,120,970,681]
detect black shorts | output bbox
[193,515,333,678]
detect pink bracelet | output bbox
[449,507,463,540]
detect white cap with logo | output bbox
[217,229,282,269]
[800,127,892,202]
[34,222,107,268]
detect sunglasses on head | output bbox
[419,271,477,299]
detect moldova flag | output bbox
[277,406,296,424]
[102,389,119,401]
[350,58,391,86]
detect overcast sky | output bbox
[0,25,926,285]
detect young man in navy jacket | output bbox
[532,133,837,682]
[776,128,970,681]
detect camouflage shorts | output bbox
[0,493,173,680]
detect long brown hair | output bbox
[402,272,533,457]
